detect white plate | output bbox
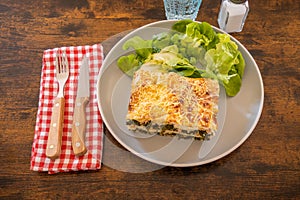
[97,20,264,167]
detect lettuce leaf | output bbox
[204,33,245,96]
[117,54,141,77]
[171,19,194,33]
[173,20,218,50]
[117,20,246,96]
[122,36,153,60]
[150,45,203,77]
[152,32,172,51]
[117,36,154,77]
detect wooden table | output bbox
[1,0,299,199]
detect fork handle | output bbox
[71,97,89,156]
[46,97,65,160]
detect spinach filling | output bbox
[126,119,209,140]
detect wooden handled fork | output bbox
[46,50,69,160]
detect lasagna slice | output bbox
[126,63,219,140]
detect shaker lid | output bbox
[230,0,247,3]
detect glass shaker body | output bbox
[218,0,249,33]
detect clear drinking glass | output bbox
[163,0,202,21]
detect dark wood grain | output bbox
[0,0,299,199]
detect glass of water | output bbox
[163,0,202,21]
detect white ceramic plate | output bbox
[97,20,264,167]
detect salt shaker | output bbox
[217,0,249,33]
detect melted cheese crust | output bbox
[126,64,219,138]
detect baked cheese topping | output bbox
[126,64,219,139]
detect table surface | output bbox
[1,0,299,199]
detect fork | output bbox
[46,50,69,160]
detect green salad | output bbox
[117,20,245,97]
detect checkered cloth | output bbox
[30,44,103,174]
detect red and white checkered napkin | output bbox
[30,44,103,174]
